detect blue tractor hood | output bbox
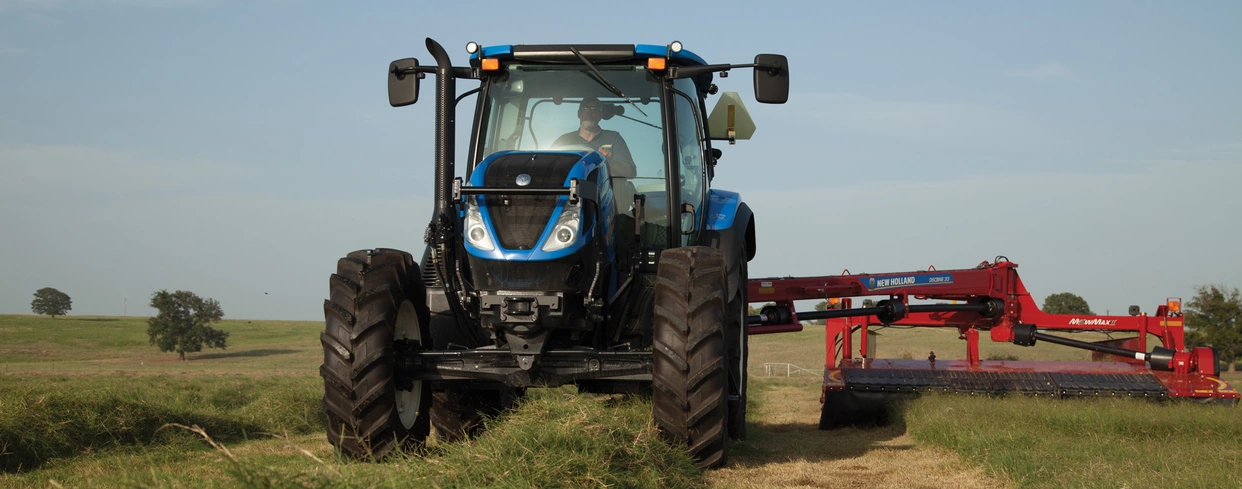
[464,150,608,261]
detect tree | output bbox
[31,287,72,319]
[748,303,774,316]
[806,299,843,325]
[1183,284,1242,371]
[1042,292,1093,315]
[147,290,228,361]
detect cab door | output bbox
[672,79,707,247]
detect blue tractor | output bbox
[321,38,788,468]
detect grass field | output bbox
[1,314,1238,488]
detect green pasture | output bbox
[0,315,320,375]
[1,314,1238,488]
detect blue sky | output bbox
[2,1,1239,320]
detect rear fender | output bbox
[699,190,755,300]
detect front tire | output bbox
[652,247,730,469]
[726,248,749,440]
[321,249,432,459]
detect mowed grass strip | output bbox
[0,374,323,473]
[711,377,1010,489]
[903,395,1242,489]
[0,383,704,488]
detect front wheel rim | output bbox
[394,299,423,429]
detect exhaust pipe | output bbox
[426,37,456,218]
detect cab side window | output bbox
[673,80,705,245]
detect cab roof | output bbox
[474,44,708,66]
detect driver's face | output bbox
[578,102,603,123]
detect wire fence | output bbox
[762,362,818,377]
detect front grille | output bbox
[483,153,581,250]
[468,256,581,291]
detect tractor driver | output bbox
[552,97,636,178]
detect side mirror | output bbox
[602,103,624,120]
[388,58,421,107]
[753,54,789,104]
[681,203,697,235]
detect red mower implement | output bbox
[745,257,1238,428]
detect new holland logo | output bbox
[866,273,954,290]
[515,174,531,186]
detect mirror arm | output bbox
[668,62,784,80]
[453,67,480,79]
[454,87,481,108]
[391,65,480,80]
[392,65,433,78]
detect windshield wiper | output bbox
[569,46,648,117]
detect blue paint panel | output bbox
[463,151,603,262]
[705,189,740,231]
[476,45,514,59]
[864,274,956,291]
[633,45,708,66]
[477,44,707,66]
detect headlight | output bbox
[541,200,582,252]
[465,200,495,251]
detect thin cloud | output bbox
[0,145,253,201]
[0,0,198,10]
[1005,61,1083,82]
[794,92,1050,150]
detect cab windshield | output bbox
[478,63,667,199]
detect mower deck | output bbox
[825,359,1237,400]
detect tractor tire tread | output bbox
[320,248,430,460]
[652,246,730,469]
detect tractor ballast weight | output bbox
[745,258,1239,429]
[321,38,788,467]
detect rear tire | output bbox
[726,248,749,440]
[321,249,432,459]
[652,247,730,469]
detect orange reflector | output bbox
[481,58,499,71]
[647,57,666,70]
